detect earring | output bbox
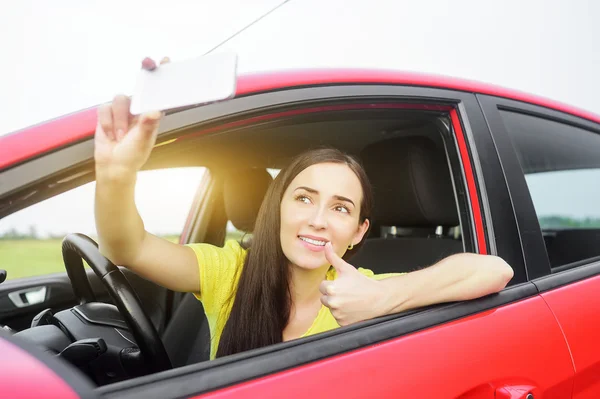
[348,243,354,250]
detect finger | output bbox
[319,280,335,296]
[320,295,331,309]
[325,242,353,274]
[137,111,162,138]
[129,114,139,132]
[320,295,339,310]
[97,103,115,141]
[112,95,131,141]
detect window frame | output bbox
[479,94,600,285]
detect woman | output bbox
[95,65,514,361]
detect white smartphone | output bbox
[130,52,238,115]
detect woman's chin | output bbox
[295,263,327,271]
[287,253,329,271]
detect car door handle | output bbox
[7,286,48,308]
[495,385,535,399]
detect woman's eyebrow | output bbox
[333,195,355,207]
[295,186,318,194]
[295,186,355,207]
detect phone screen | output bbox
[130,52,238,115]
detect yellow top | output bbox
[187,240,402,360]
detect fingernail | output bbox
[141,114,158,126]
[147,110,162,120]
[142,57,156,71]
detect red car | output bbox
[1,69,600,399]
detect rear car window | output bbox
[501,110,600,268]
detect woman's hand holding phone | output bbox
[94,57,169,180]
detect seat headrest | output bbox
[361,136,459,227]
[223,168,273,232]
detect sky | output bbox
[1,0,599,237]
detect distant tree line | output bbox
[538,215,600,229]
[0,226,70,240]
[0,226,178,240]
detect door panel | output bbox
[541,274,600,399]
[195,296,573,399]
[0,274,76,330]
[0,268,168,332]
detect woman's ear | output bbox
[353,218,370,246]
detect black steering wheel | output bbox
[61,233,171,373]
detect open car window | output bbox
[0,167,206,280]
[184,109,468,278]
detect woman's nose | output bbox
[308,207,328,229]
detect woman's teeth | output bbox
[299,236,326,246]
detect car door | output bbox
[479,94,600,399]
[95,78,574,399]
[0,329,100,399]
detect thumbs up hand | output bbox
[319,242,391,326]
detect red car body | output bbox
[1,69,600,398]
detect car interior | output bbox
[4,106,470,385]
[160,108,466,368]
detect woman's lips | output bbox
[298,236,327,252]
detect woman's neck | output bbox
[289,263,330,306]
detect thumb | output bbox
[325,242,355,274]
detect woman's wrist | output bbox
[376,277,411,316]
[95,164,138,185]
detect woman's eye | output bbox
[296,195,311,204]
[334,205,350,214]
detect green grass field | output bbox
[0,233,245,281]
[1,239,68,280]
[0,236,180,281]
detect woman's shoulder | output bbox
[185,239,248,281]
[186,239,247,260]
[186,240,248,305]
[222,239,248,257]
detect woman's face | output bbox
[280,162,370,270]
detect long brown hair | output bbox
[216,148,373,358]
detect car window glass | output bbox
[0,167,205,280]
[501,110,600,268]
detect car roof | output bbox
[1,68,599,171]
